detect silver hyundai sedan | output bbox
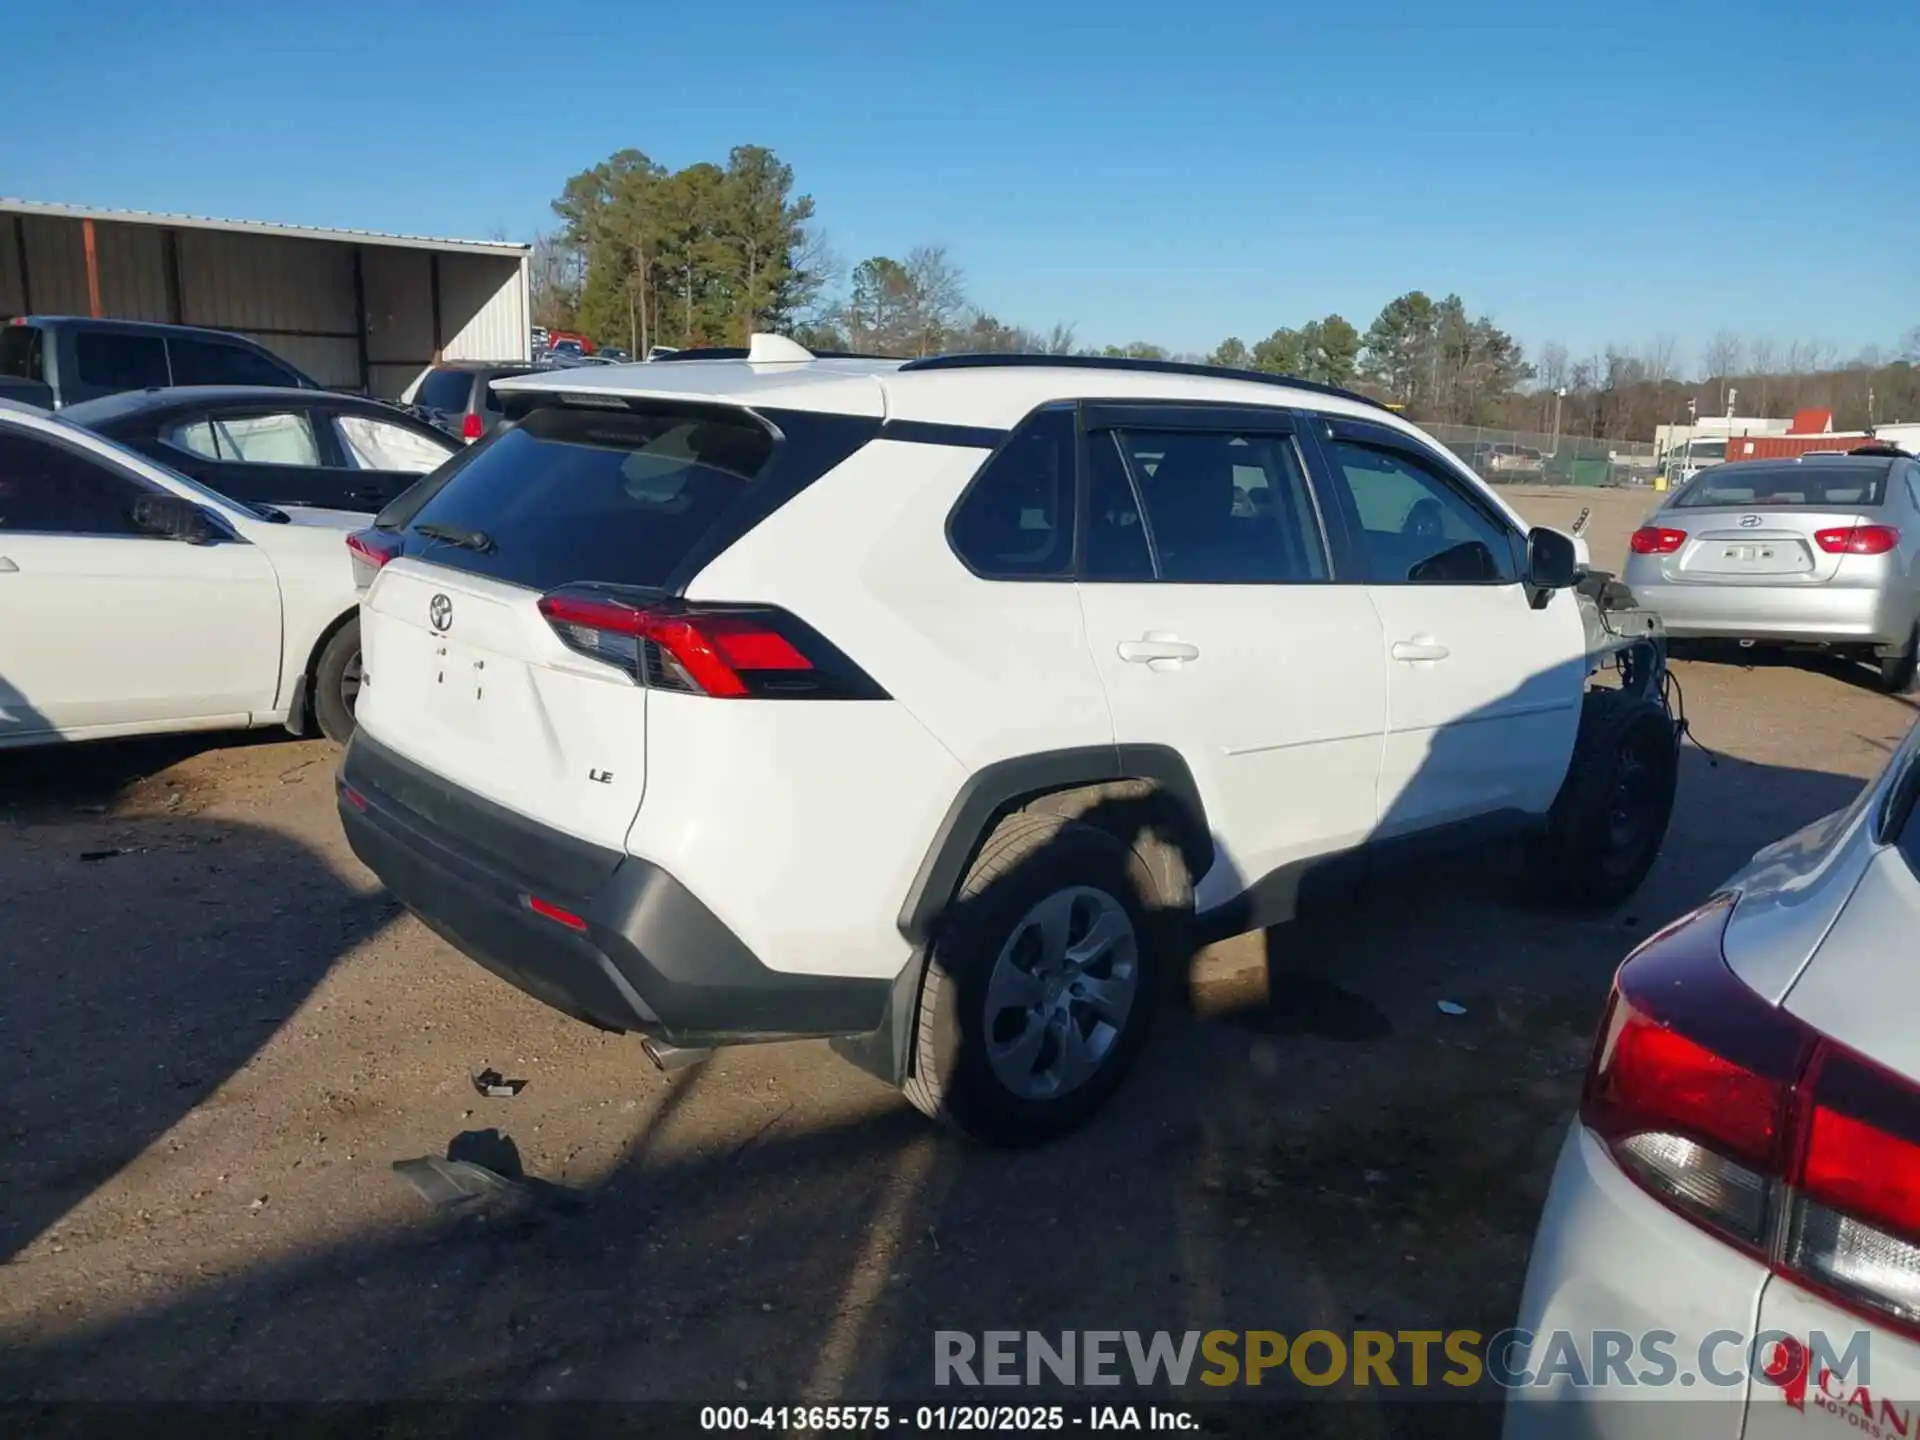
[1622,451,1920,692]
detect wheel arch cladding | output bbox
[895,744,1212,944]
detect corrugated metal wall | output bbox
[177,229,361,388]
[440,253,527,364]
[2,212,529,397]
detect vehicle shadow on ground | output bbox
[1670,638,1909,700]
[0,741,400,1266]
[0,712,1869,1440]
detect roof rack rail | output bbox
[896,352,1393,411]
[648,344,894,364]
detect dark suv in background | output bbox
[0,316,317,409]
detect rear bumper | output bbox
[1624,574,1911,647]
[336,732,892,1045]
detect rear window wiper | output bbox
[415,521,497,554]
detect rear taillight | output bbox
[1814,524,1900,556]
[1789,1048,1920,1329]
[461,412,484,441]
[536,588,887,700]
[1583,897,1920,1338]
[345,529,402,587]
[1629,526,1688,555]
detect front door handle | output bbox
[0,556,17,573]
[1391,639,1450,663]
[1117,635,1200,665]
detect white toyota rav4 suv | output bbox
[337,337,1679,1145]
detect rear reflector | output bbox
[340,785,368,812]
[1814,524,1900,556]
[1630,526,1688,555]
[526,895,589,932]
[1582,894,1920,1340]
[537,588,885,701]
[462,412,484,441]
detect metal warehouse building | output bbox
[0,199,530,398]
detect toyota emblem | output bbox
[1739,514,1763,528]
[429,593,453,632]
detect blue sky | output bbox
[5,0,1914,367]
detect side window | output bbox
[948,407,1075,578]
[166,417,221,460]
[1325,437,1519,585]
[0,432,152,536]
[206,411,320,466]
[1082,433,1153,581]
[0,326,44,382]
[168,337,299,388]
[73,331,170,391]
[1113,429,1327,583]
[332,413,458,473]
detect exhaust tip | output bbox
[642,1038,713,1073]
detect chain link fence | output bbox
[1419,422,1659,488]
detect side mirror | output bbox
[131,494,219,544]
[1526,525,1579,594]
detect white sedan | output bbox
[1506,717,1920,1436]
[0,398,364,749]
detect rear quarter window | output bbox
[392,402,874,592]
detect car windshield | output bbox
[1672,463,1891,509]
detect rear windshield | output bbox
[414,370,477,412]
[391,403,785,591]
[1673,464,1891,509]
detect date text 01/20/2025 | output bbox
[698,1405,1200,1431]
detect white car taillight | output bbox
[1583,894,1920,1340]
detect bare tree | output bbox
[903,245,967,356]
[1702,330,1744,409]
[1641,334,1679,385]
[1903,326,1920,363]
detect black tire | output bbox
[311,615,362,745]
[901,811,1172,1147]
[1526,688,1678,910]
[1878,626,1919,695]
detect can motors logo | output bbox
[1769,1336,1909,1437]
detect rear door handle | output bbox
[1117,636,1200,665]
[0,556,17,573]
[1391,639,1450,662]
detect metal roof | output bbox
[0,198,530,258]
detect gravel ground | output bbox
[2,487,1914,1429]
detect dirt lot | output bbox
[2,486,1915,1428]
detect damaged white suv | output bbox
[337,337,1677,1146]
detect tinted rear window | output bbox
[74,331,170,391]
[393,404,792,591]
[169,336,300,387]
[415,370,478,412]
[1674,464,1891,509]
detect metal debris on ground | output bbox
[472,1068,527,1098]
[391,1129,584,1217]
